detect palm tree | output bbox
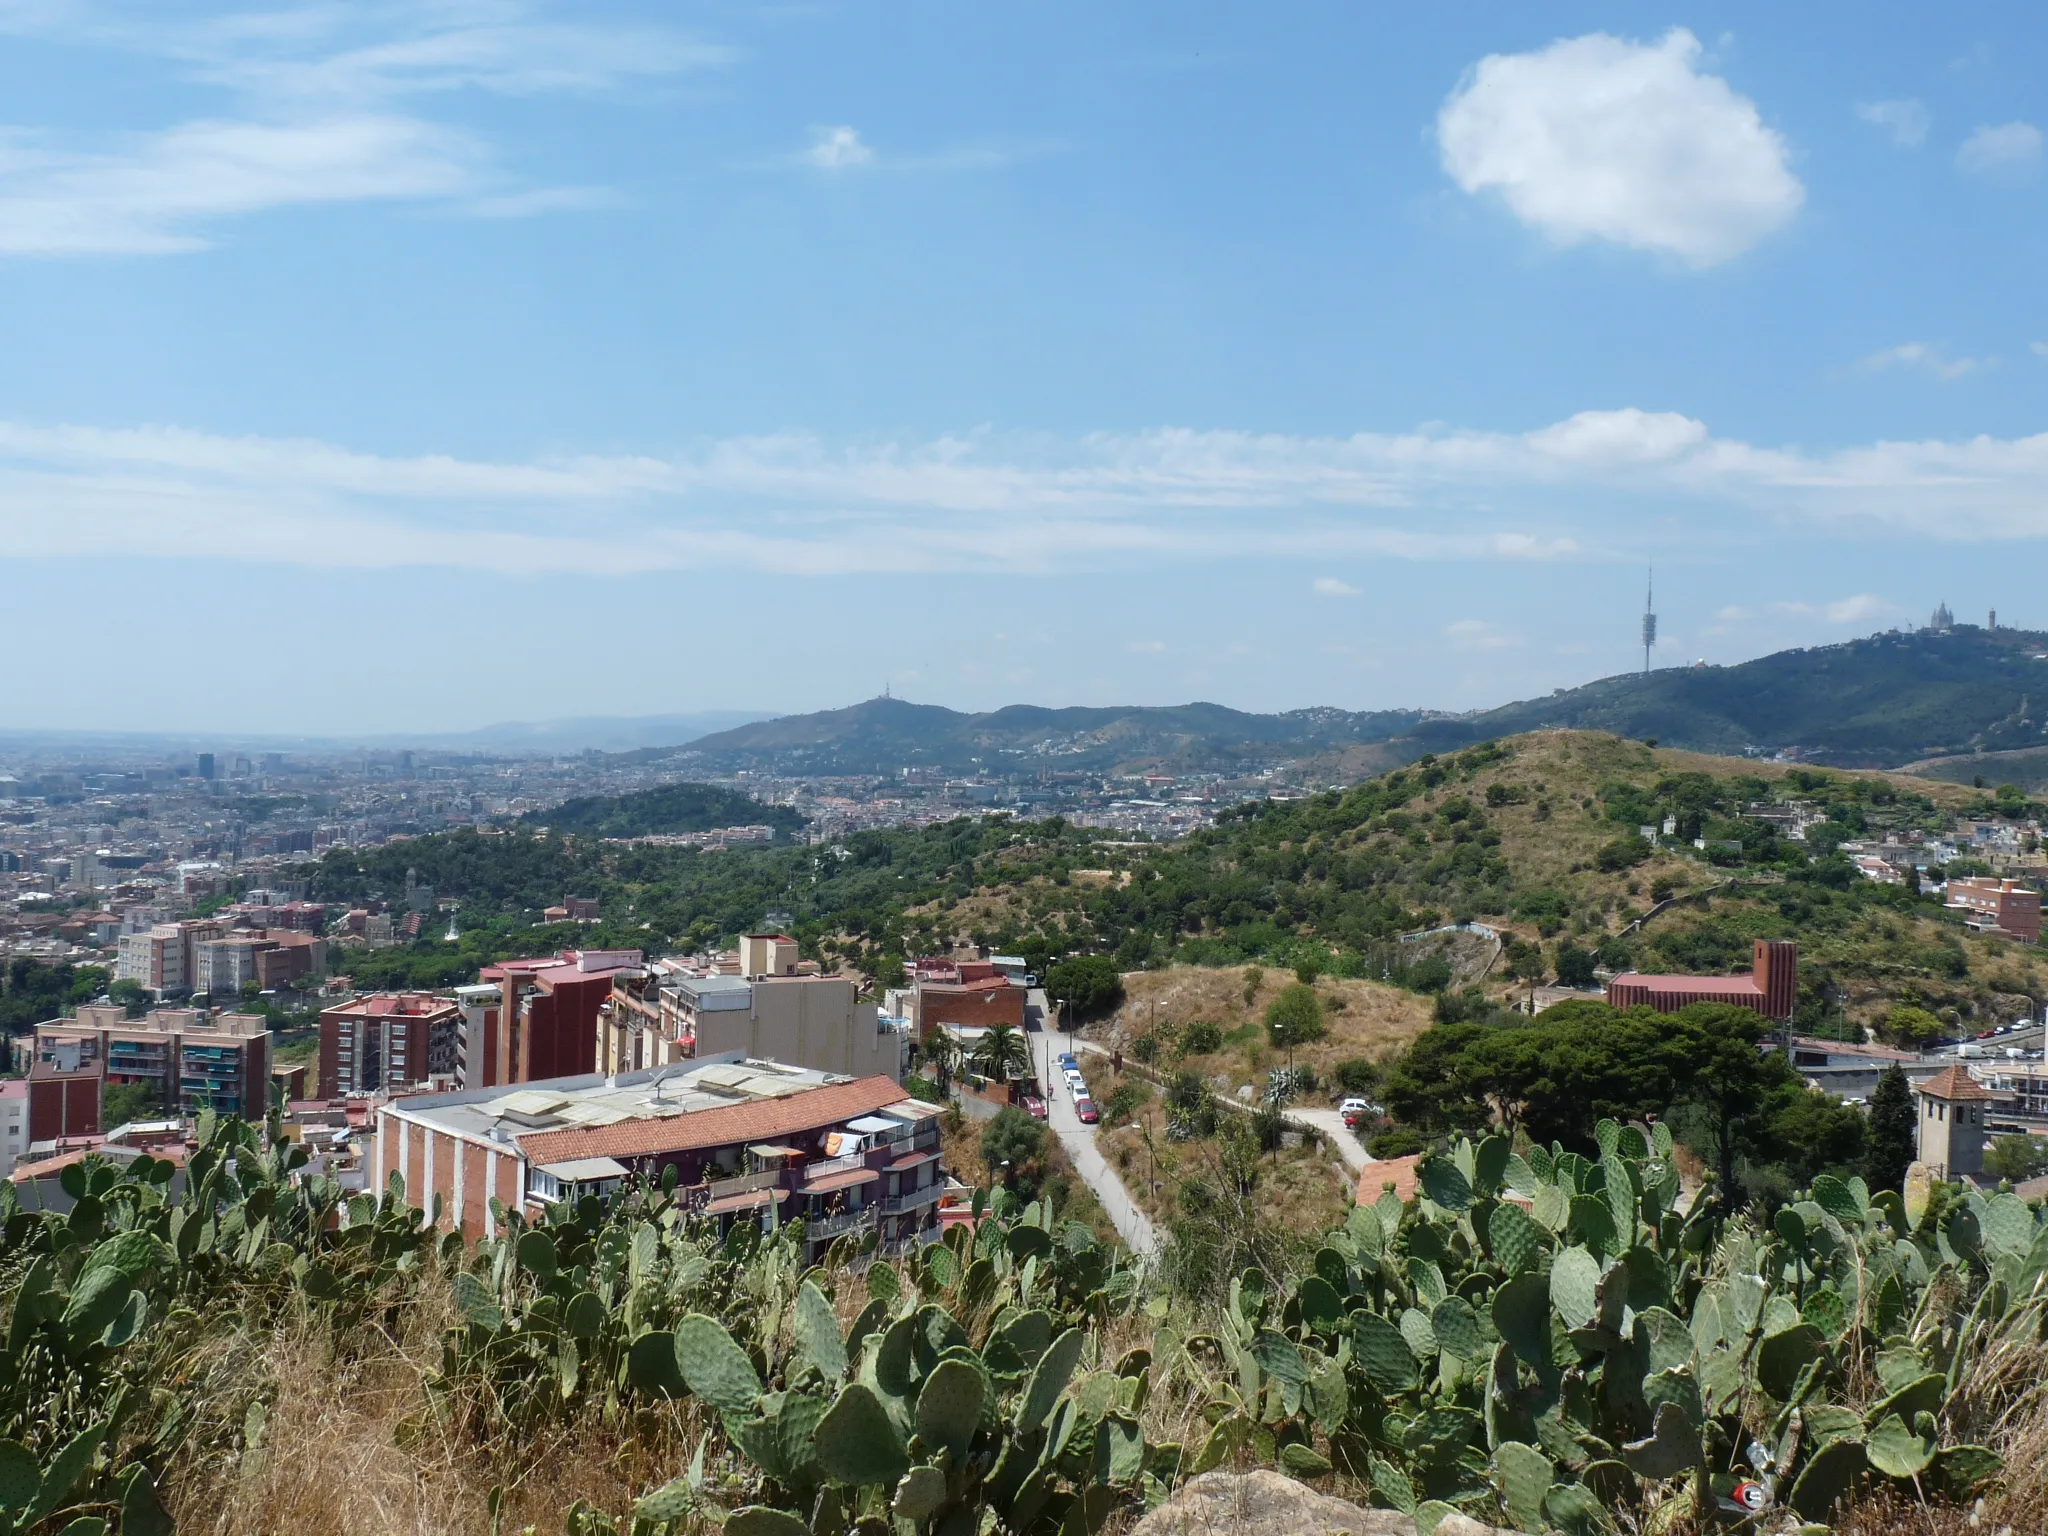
[970,1023,1031,1087]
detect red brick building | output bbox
[318,992,462,1098]
[1605,940,1796,1021]
[28,1055,104,1143]
[914,977,1025,1037]
[1946,878,2041,944]
[476,950,644,1086]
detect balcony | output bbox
[879,1183,943,1216]
[803,1207,874,1241]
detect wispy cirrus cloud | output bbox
[11,405,2048,577]
[0,2,725,255]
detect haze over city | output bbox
[0,3,2043,732]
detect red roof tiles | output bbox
[1915,1065,1993,1102]
[516,1075,912,1166]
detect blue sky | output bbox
[2,2,2047,734]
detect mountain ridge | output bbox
[665,624,2048,776]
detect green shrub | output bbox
[1333,1057,1380,1096]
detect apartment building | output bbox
[318,991,462,1098]
[452,982,502,1091]
[472,949,643,1087]
[191,931,328,995]
[372,1055,945,1253]
[192,935,269,996]
[1946,878,2042,944]
[0,1080,25,1178]
[598,969,909,1081]
[31,1005,272,1126]
[115,918,225,997]
[739,933,801,978]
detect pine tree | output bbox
[1866,1064,1917,1195]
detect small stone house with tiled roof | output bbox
[1914,1065,1993,1181]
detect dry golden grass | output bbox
[1078,1055,1353,1241]
[160,1287,712,1536]
[1093,965,1430,1098]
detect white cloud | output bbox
[0,116,482,255]
[1125,640,1168,654]
[1958,121,2043,172]
[2034,341,2048,358]
[0,4,725,255]
[806,126,874,170]
[1857,98,1929,146]
[1312,577,1360,597]
[1855,342,1984,382]
[1437,28,1803,266]
[16,403,2048,576]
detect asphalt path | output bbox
[1022,987,1365,1244]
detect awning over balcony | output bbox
[799,1166,878,1197]
[704,1187,778,1216]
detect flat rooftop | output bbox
[388,1053,927,1165]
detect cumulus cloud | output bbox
[1856,342,1984,381]
[1857,99,1929,146]
[1312,577,1360,597]
[1958,121,2042,172]
[1437,28,1803,266]
[806,126,874,169]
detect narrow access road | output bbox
[1057,1032,1374,1182]
[1036,1020,1157,1257]
[1278,1106,1373,1175]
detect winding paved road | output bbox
[1024,988,1367,1244]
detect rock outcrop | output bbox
[1128,1471,1511,1536]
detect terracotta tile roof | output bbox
[516,1075,911,1166]
[1355,1153,1422,1206]
[1914,1065,1993,1102]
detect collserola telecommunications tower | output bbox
[1641,568,1657,674]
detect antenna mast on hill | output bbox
[1641,567,1657,675]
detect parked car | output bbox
[1057,1052,1078,1068]
[1339,1097,1381,1130]
[1075,1098,1099,1125]
[1022,1094,1047,1119]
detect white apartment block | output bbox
[0,1081,25,1179]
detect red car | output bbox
[1022,1095,1047,1119]
[1075,1098,1099,1125]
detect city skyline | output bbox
[0,3,2044,731]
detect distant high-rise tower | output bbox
[1641,569,1657,674]
[1989,608,1997,631]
